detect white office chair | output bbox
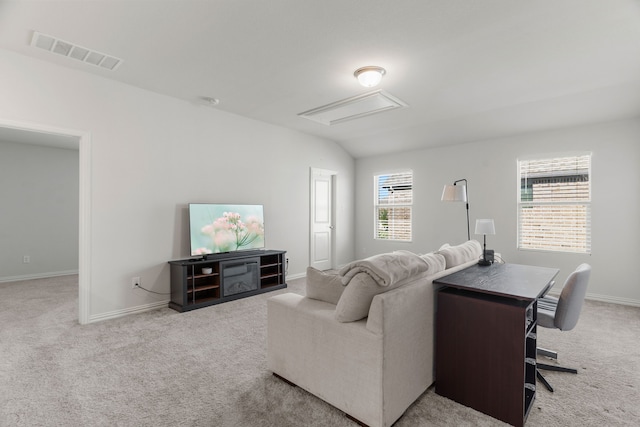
[536,263,592,392]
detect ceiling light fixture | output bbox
[354,66,386,87]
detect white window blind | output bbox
[518,155,591,253]
[374,171,412,241]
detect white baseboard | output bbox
[586,292,640,308]
[546,290,640,308]
[0,270,78,283]
[90,275,309,323]
[286,272,306,280]
[88,300,169,324]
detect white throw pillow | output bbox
[334,272,385,322]
[305,267,345,305]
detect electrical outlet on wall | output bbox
[23,255,30,264]
[131,277,141,289]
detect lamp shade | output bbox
[475,219,495,235]
[441,184,467,202]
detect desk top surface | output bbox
[434,263,559,300]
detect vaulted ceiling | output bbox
[1,0,640,158]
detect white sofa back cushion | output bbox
[437,240,482,268]
[419,252,447,271]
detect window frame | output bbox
[517,153,592,254]
[373,170,413,242]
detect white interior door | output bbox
[309,168,335,271]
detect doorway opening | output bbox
[0,119,91,324]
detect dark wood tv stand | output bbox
[168,249,286,312]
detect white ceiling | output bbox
[1,0,640,158]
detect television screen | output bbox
[189,204,265,256]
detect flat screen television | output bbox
[189,203,265,256]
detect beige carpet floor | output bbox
[0,274,638,426]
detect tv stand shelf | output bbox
[168,249,286,312]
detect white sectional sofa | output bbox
[267,240,482,427]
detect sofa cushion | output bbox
[334,272,383,322]
[419,252,446,273]
[436,240,482,268]
[305,267,345,305]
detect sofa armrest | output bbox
[365,279,437,426]
[267,293,385,426]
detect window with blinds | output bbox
[374,171,412,241]
[518,154,591,253]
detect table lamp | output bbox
[475,219,495,266]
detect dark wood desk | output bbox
[434,263,559,427]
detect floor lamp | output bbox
[441,179,470,241]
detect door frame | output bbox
[0,118,91,324]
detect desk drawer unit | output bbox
[436,287,537,427]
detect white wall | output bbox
[0,140,79,280]
[0,49,355,322]
[355,118,640,306]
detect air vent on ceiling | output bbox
[30,31,122,71]
[298,90,408,126]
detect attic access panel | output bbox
[298,90,408,126]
